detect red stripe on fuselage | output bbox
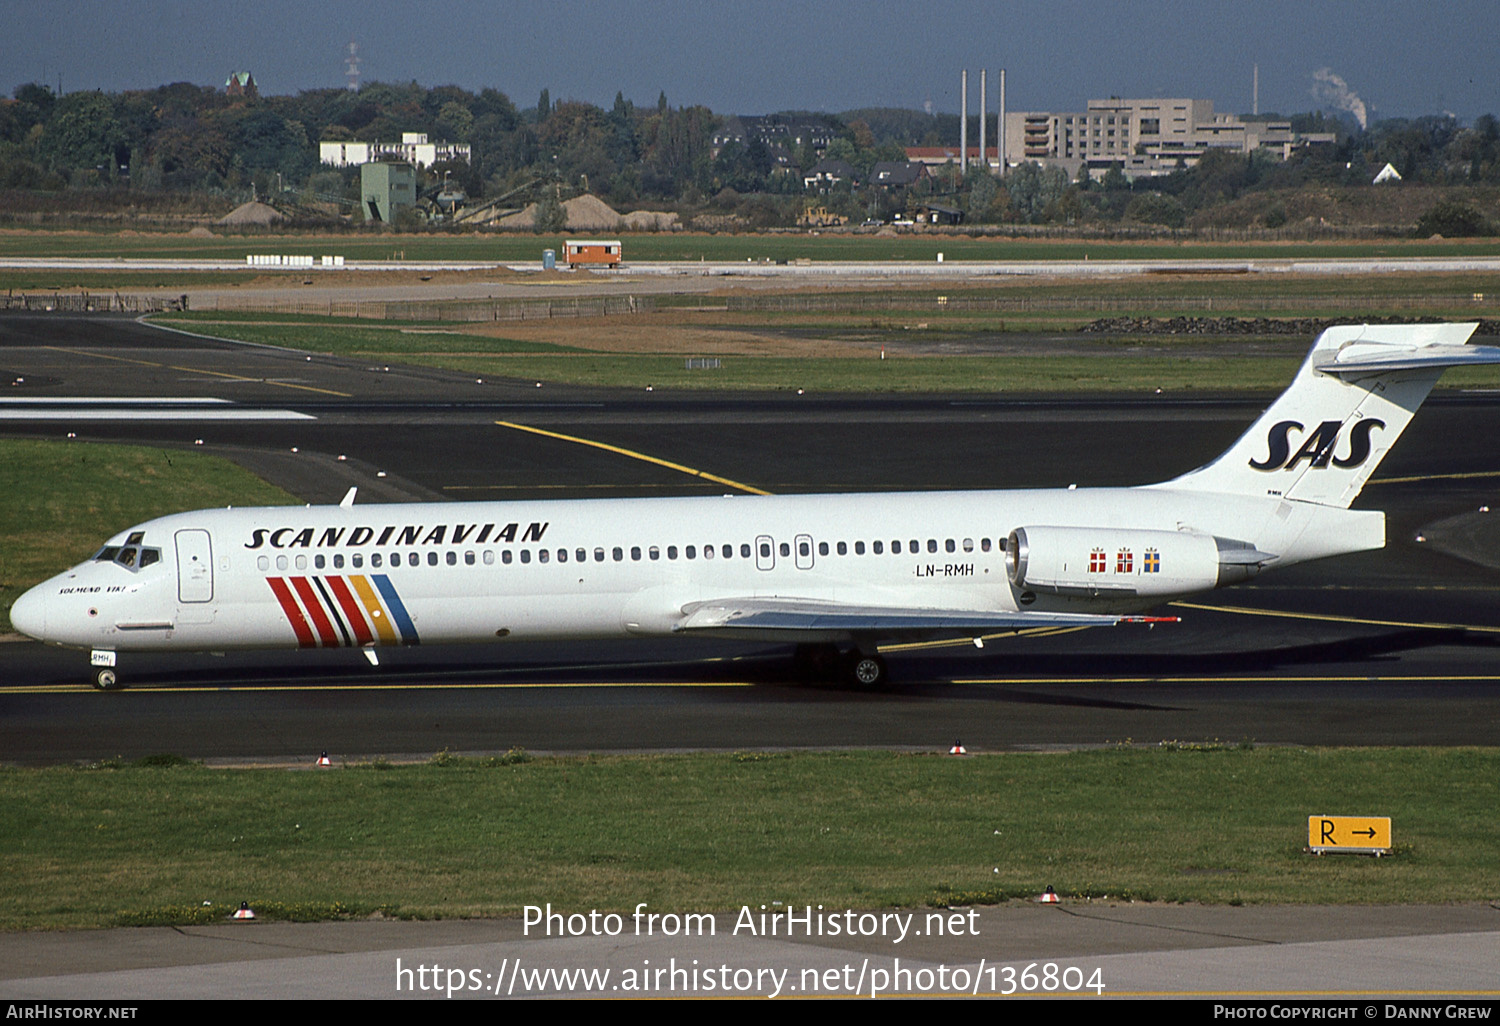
[290,577,340,647]
[324,575,374,646]
[267,577,316,648]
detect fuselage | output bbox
[10,484,1382,656]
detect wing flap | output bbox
[676,597,1171,637]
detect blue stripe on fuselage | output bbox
[372,574,420,645]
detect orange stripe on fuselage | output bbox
[349,575,398,645]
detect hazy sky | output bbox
[4,0,1496,122]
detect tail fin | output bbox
[1160,322,1496,508]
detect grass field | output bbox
[1,746,1493,929]
[0,439,298,631]
[149,289,1500,392]
[5,231,1500,264]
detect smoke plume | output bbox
[1311,68,1368,131]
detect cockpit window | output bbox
[126,531,145,546]
[93,544,161,572]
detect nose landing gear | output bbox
[90,650,122,691]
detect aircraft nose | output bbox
[9,584,49,641]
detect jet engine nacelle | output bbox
[1006,526,1265,598]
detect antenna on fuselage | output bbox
[340,487,357,509]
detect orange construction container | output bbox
[563,239,622,268]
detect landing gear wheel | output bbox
[93,667,121,691]
[846,652,887,687]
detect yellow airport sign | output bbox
[1308,815,1392,854]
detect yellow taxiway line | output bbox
[45,346,352,397]
[1169,600,1500,634]
[494,420,772,495]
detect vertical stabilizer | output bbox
[1157,323,1490,508]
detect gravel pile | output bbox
[1083,315,1500,336]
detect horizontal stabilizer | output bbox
[677,597,1170,638]
[1314,341,1500,376]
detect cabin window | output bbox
[352,554,363,568]
[779,542,790,558]
[577,548,587,563]
[631,546,642,561]
[276,555,289,570]
[927,539,938,553]
[667,545,678,560]
[946,539,956,553]
[313,554,325,570]
[798,541,810,557]
[257,555,270,571]
[702,544,713,560]
[464,551,475,565]
[874,540,884,555]
[837,541,847,555]
[981,538,992,552]
[295,555,307,570]
[614,547,624,561]
[447,551,457,566]
[538,549,549,563]
[371,554,382,568]
[520,550,531,564]
[483,550,494,565]
[685,545,696,560]
[964,538,974,552]
[854,541,865,555]
[759,542,771,559]
[428,552,439,566]
[557,549,567,563]
[649,546,660,561]
[595,548,606,562]
[502,550,512,564]
[891,540,901,554]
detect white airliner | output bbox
[12,323,1499,690]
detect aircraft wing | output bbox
[675,597,1173,641]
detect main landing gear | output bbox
[793,643,888,688]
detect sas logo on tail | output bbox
[1249,419,1385,472]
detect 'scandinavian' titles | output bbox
[245,522,549,550]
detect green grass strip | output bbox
[5,233,1500,263]
[0,747,1494,929]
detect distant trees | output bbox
[1,75,1497,234]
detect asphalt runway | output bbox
[2,313,1500,764]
